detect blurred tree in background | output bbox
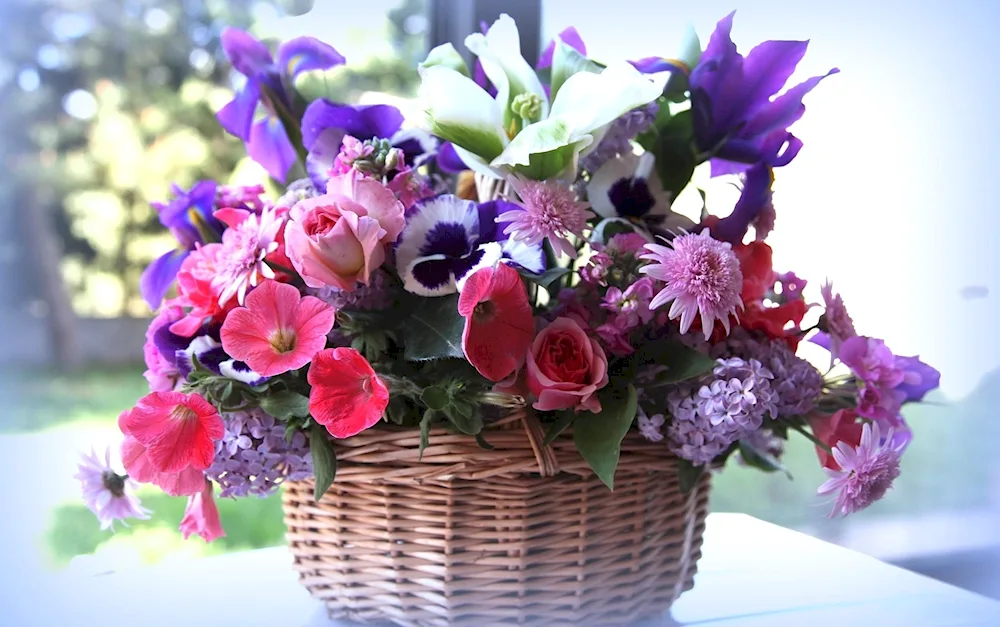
[0,0,425,366]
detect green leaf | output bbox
[418,409,436,459]
[677,458,704,494]
[635,338,717,384]
[573,384,638,490]
[738,439,793,479]
[420,43,469,76]
[420,386,450,411]
[543,410,577,446]
[550,39,602,102]
[445,402,483,435]
[259,390,311,420]
[475,433,495,451]
[648,108,695,197]
[310,423,337,502]
[404,294,466,361]
[521,266,571,292]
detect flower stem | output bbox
[790,422,832,454]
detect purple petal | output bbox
[216,79,260,140]
[712,163,772,244]
[305,126,345,188]
[247,116,297,183]
[153,321,192,368]
[411,258,457,291]
[538,26,587,70]
[742,68,840,139]
[810,330,832,351]
[221,27,274,77]
[277,36,345,80]
[894,356,941,403]
[630,57,687,75]
[140,249,188,309]
[435,141,468,173]
[767,133,804,168]
[300,99,403,150]
[702,11,738,62]
[197,346,228,375]
[738,40,809,119]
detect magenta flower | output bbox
[221,280,335,377]
[639,230,744,339]
[211,207,284,305]
[180,480,226,543]
[76,447,151,531]
[817,422,903,517]
[498,175,594,259]
[143,305,184,392]
[601,277,655,329]
[820,281,856,357]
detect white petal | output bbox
[456,242,504,292]
[401,255,458,297]
[452,143,504,179]
[489,116,592,175]
[465,14,549,126]
[419,42,469,76]
[417,66,508,162]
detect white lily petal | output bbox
[677,24,703,71]
[417,65,508,162]
[550,61,668,138]
[452,143,504,179]
[420,42,469,76]
[465,14,549,126]
[489,116,592,179]
[550,38,601,102]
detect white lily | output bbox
[417,14,668,181]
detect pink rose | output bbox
[525,317,609,413]
[285,170,404,291]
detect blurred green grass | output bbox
[21,365,997,567]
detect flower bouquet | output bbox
[78,10,941,627]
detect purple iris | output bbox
[395,195,545,296]
[216,28,345,182]
[140,181,223,309]
[300,99,432,188]
[690,11,838,177]
[894,355,941,403]
[709,163,773,244]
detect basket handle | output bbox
[519,410,560,477]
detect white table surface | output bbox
[7,513,1000,626]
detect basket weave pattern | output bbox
[283,411,711,627]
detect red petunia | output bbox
[457,264,535,382]
[730,240,807,350]
[118,392,224,475]
[308,348,390,438]
[808,409,865,470]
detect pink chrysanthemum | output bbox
[820,281,857,357]
[212,207,283,305]
[76,446,151,531]
[817,421,903,517]
[639,230,744,340]
[498,174,594,259]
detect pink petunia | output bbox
[179,480,226,543]
[308,347,389,438]
[118,391,224,475]
[457,264,535,382]
[169,243,235,337]
[120,433,206,496]
[220,280,335,377]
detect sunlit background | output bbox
[2,0,997,601]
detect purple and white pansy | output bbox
[395,194,546,296]
[155,324,269,388]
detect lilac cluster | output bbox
[313,269,393,311]
[717,331,823,416]
[666,357,778,466]
[206,409,313,498]
[579,102,659,174]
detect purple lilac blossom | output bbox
[637,406,665,442]
[207,410,313,498]
[719,330,823,416]
[666,357,778,466]
[579,102,659,174]
[689,12,838,177]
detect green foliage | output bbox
[573,384,638,490]
[636,106,696,198]
[404,294,466,361]
[627,338,717,385]
[739,438,793,479]
[520,267,572,295]
[677,458,704,494]
[259,390,310,421]
[543,410,577,446]
[309,423,338,502]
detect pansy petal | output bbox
[395,194,480,281]
[221,27,274,77]
[216,79,260,140]
[404,255,458,296]
[140,249,189,309]
[277,36,345,80]
[247,117,297,183]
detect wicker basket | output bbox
[282,410,711,627]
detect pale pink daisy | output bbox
[820,281,857,357]
[639,230,743,340]
[498,174,594,259]
[212,207,284,305]
[76,446,151,531]
[817,421,903,517]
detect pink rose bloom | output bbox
[169,243,234,337]
[525,317,609,413]
[285,170,404,291]
[180,480,226,543]
[143,305,184,392]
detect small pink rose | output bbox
[525,317,609,413]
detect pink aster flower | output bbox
[821,281,857,357]
[221,280,335,377]
[76,446,151,531]
[211,207,284,305]
[639,230,744,340]
[817,421,903,517]
[498,174,594,259]
[180,480,226,543]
